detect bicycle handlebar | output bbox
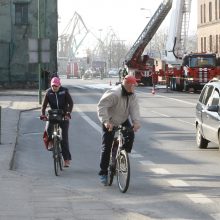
[112,125,134,132]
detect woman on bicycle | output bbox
[40,77,74,167]
[97,75,141,184]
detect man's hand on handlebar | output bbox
[133,122,141,132]
[104,122,113,131]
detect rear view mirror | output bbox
[207,105,219,112]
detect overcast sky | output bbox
[58,0,197,55]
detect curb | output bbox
[9,107,41,170]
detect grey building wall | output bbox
[0,0,58,88]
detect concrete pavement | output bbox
[0,89,41,219]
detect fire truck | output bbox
[123,0,173,86]
[167,53,220,91]
[162,0,220,91]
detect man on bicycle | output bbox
[97,75,141,184]
[40,77,74,168]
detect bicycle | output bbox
[46,109,64,176]
[108,125,131,193]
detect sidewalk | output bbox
[0,89,41,219]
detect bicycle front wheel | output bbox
[116,150,130,193]
[53,139,61,176]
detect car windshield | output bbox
[189,56,216,68]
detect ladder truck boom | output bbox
[123,0,173,86]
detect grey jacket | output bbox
[97,85,140,126]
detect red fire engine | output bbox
[160,0,220,91]
[123,0,173,86]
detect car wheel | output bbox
[196,125,208,149]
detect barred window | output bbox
[15,3,28,25]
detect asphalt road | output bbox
[13,78,220,220]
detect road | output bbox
[13,78,220,220]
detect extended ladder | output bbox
[125,0,173,66]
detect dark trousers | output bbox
[99,119,134,175]
[46,120,71,161]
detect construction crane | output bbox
[58,11,88,58]
[57,12,88,78]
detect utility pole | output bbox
[38,0,42,104]
[38,0,46,104]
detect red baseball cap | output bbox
[124,75,138,85]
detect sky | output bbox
[58,0,197,56]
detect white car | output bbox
[108,68,119,77]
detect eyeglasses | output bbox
[52,85,59,87]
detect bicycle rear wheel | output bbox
[53,139,61,176]
[116,149,130,193]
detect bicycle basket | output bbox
[48,109,63,123]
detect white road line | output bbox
[150,168,171,174]
[168,179,189,187]
[210,213,220,220]
[177,119,195,126]
[186,194,213,204]
[130,154,144,158]
[151,110,170,118]
[75,106,102,133]
[139,160,156,165]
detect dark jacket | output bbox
[41,86,73,115]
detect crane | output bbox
[57,12,88,78]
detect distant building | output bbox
[0,0,58,88]
[197,0,220,55]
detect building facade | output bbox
[0,0,58,88]
[197,0,220,55]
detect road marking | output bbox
[177,119,195,126]
[130,153,144,158]
[150,168,171,174]
[75,106,102,133]
[139,160,156,165]
[168,179,189,187]
[186,194,213,204]
[210,213,220,220]
[151,110,170,118]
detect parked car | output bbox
[195,78,220,149]
[108,68,119,77]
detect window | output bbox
[216,35,219,53]
[210,89,220,106]
[215,0,218,20]
[210,35,213,52]
[219,0,220,19]
[204,37,207,51]
[201,4,203,23]
[204,4,206,23]
[15,3,28,25]
[204,86,214,105]
[201,37,203,52]
[209,1,212,22]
